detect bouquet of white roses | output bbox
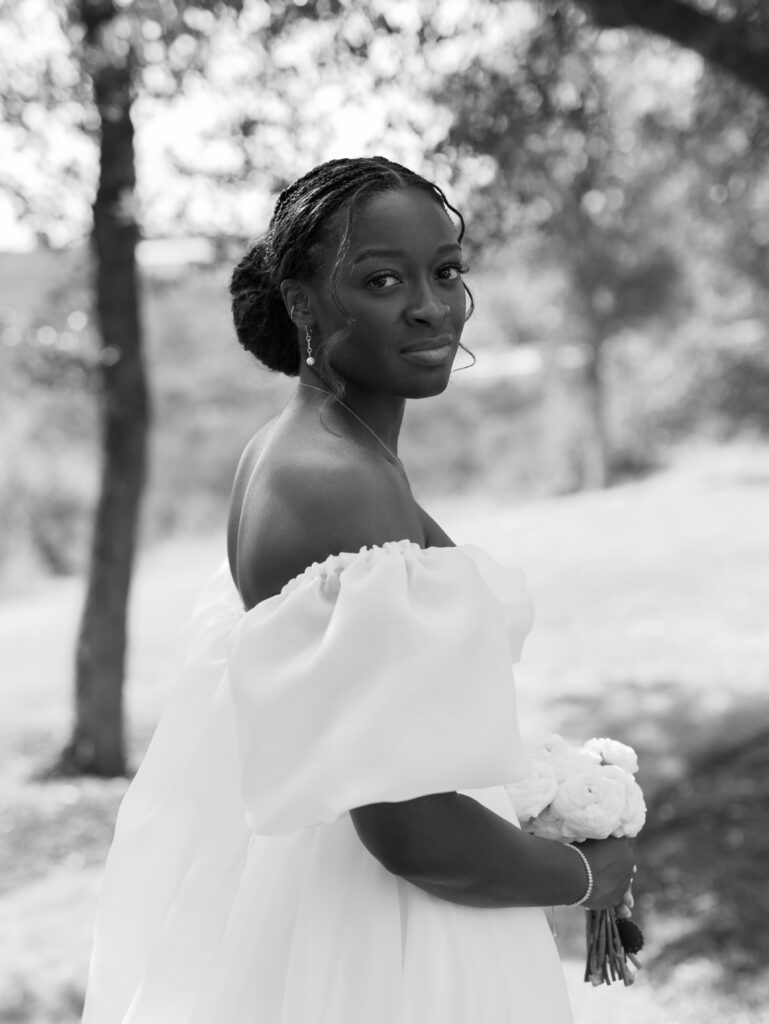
[506,731,646,986]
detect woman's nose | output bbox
[405,281,450,326]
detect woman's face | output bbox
[310,188,467,399]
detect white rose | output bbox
[527,806,568,842]
[599,765,647,837]
[582,737,639,775]
[549,748,602,783]
[551,766,627,841]
[506,760,559,823]
[619,777,647,837]
[524,730,571,761]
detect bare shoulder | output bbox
[226,417,279,567]
[233,434,425,609]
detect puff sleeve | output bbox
[227,541,534,835]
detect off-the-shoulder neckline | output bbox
[285,538,440,584]
[237,539,461,612]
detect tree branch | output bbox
[575,0,769,101]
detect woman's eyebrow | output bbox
[352,243,462,265]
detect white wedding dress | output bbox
[82,540,574,1023]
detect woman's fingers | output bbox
[615,880,635,918]
[616,866,638,919]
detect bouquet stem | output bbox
[584,908,640,986]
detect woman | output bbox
[82,156,635,1024]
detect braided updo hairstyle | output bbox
[230,156,469,390]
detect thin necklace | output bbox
[298,381,401,465]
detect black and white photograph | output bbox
[1,2,768,1022]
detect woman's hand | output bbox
[578,837,636,911]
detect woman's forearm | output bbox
[350,792,588,909]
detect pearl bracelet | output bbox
[565,844,594,907]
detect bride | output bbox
[82,156,635,1023]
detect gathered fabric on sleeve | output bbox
[227,540,533,836]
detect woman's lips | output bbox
[400,344,453,366]
[400,336,454,366]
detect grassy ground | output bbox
[1,441,768,1022]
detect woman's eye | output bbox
[367,271,401,289]
[438,263,469,282]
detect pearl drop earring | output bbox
[305,324,316,367]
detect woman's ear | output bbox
[280,279,314,327]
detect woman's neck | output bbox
[296,369,406,459]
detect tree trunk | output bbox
[580,337,610,490]
[58,30,149,776]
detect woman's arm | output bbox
[351,794,634,910]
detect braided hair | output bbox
[229,156,470,389]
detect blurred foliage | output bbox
[574,0,769,100]
[423,1,769,483]
[0,0,356,243]
[0,250,98,579]
[3,0,769,242]
[437,8,687,339]
[638,714,769,978]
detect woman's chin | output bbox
[337,362,455,400]
[403,369,454,399]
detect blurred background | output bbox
[1,1,768,1021]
